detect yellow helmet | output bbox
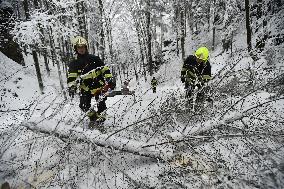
[71,36,88,48]
[195,47,209,61]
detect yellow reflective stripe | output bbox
[91,87,103,95]
[151,80,157,85]
[182,68,187,72]
[185,78,194,84]
[81,73,92,80]
[68,72,78,78]
[68,81,77,87]
[104,73,112,78]
[80,84,89,91]
[96,114,106,119]
[101,66,110,74]
[87,111,96,117]
[81,70,101,80]
[202,75,212,80]
[186,70,197,78]
[99,80,104,85]
[91,70,101,78]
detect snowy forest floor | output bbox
[1,34,284,188]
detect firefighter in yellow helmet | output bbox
[181,47,212,100]
[67,36,115,127]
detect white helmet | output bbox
[71,36,88,49]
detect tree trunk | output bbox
[75,0,88,39]
[65,40,71,79]
[33,0,39,9]
[106,17,114,64]
[245,0,252,52]
[180,2,185,60]
[56,59,67,99]
[174,4,180,56]
[23,0,44,92]
[184,0,187,37]
[230,31,233,57]
[146,0,153,76]
[80,1,88,41]
[22,121,174,161]
[212,0,216,50]
[135,15,147,79]
[23,0,30,20]
[32,50,44,93]
[43,52,50,76]
[48,27,66,98]
[134,58,139,82]
[212,27,216,50]
[36,0,50,76]
[98,0,105,61]
[256,0,263,20]
[137,26,146,77]
[160,16,164,51]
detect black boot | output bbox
[87,110,97,129]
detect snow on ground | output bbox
[0,52,39,127]
[0,49,180,187]
[1,24,284,188]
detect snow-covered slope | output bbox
[0,52,39,125]
[1,10,284,188]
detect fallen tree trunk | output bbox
[169,98,283,141]
[168,110,253,141]
[22,121,174,161]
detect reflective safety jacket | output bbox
[181,55,212,85]
[67,54,113,95]
[151,78,158,87]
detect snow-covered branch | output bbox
[168,97,284,140]
[22,121,174,161]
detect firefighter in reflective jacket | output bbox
[67,36,115,123]
[181,47,212,100]
[151,77,158,93]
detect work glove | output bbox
[186,84,193,92]
[94,84,112,97]
[68,86,76,98]
[105,78,116,90]
[197,76,203,83]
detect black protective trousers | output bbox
[184,81,211,101]
[79,90,107,114]
[152,86,156,93]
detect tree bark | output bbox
[106,17,114,64]
[23,0,44,92]
[245,0,252,52]
[43,52,50,76]
[32,50,44,93]
[133,12,147,79]
[212,0,216,50]
[174,4,180,56]
[23,0,30,20]
[180,1,186,60]
[22,121,174,161]
[48,26,67,99]
[146,0,153,76]
[35,0,50,76]
[33,0,39,9]
[98,0,105,61]
[80,1,88,41]
[75,0,84,37]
